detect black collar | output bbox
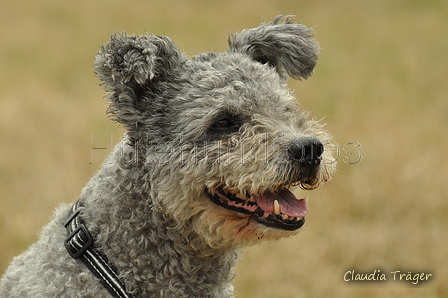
[64,201,135,298]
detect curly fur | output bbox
[0,16,335,298]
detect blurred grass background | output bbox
[1,0,447,297]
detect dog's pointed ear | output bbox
[94,33,185,130]
[228,15,319,80]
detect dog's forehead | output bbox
[186,52,277,85]
[181,51,292,107]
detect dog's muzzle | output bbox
[207,137,325,231]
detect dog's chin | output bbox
[252,213,305,231]
[206,187,307,231]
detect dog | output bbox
[0,16,335,297]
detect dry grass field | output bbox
[1,0,447,297]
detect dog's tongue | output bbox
[255,189,308,217]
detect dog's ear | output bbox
[228,15,319,80]
[94,33,185,129]
[95,32,185,86]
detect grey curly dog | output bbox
[0,16,336,297]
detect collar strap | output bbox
[64,201,135,298]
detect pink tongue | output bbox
[255,189,308,217]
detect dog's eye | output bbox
[213,118,233,129]
[207,114,242,140]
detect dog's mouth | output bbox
[207,188,307,231]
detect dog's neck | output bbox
[78,144,238,297]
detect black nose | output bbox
[288,137,324,165]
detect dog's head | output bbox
[94,16,336,248]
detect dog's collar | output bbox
[64,201,135,298]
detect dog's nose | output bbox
[288,137,324,165]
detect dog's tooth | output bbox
[282,214,289,220]
[304,196,309,203]
[247,197,255,203]
[295,217,303,221]
[235,193,244,200]
[247,194,256,202]
[273,200,281,215]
